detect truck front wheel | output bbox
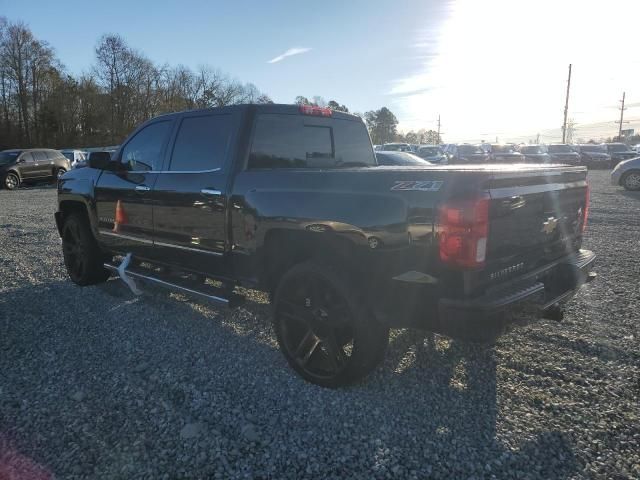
[62,213,110,286]
[273,260,389,388]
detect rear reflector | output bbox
[582,183,590,233]
[438,196,490,268]
[299,105,332,117]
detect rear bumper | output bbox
[437,249,596,338]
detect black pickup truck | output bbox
[55,104,595,387]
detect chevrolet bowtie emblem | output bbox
[542,216,559,234]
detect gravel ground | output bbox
[0,171,638,480]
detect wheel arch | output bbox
[621,168,640,185]
[57,200,93,236]
[260,228,361,294]
[4,169,21,180]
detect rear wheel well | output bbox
[621,169,640,180]
[261,230,360,295]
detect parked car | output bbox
[379,142,411,152]
[1,148,71,190]
[446,144,490,164]
[518,144,551,163]
[61,149,87,168]
[631,144,640,154]
[605,143,638,168]
[415,145,447,164]
[576,144,611,169]
[611,157,640,191]
[547,144,582,165]
[375,151,432,166]
[486,144,525,163]
[55,103,595,387]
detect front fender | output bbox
[57,169,103,237]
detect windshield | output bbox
[608,144,631,152]
[548,144,573,153]
[418,147,441,156]
[580,144,607,153]
[458,145,484,155]
[0,151,20,165]
[520,145,547,154]
[376,152,431,166]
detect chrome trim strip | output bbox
[154,241,224,256]
[126,168,222,174]
[99,230,153,244]
[104,263,229,305]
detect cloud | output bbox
[267,47,311,64]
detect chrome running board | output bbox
[104,262,240,307]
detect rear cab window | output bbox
[248,113,375,169]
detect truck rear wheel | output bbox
[273,260,389,388]
[62,213,110,286]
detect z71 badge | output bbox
[391,180,444,192]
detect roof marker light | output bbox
[299,105,332,117]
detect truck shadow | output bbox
[1,279,579,479]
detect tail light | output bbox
[299,105,332,117]
[438,196,490,268]
[581,183,590,233]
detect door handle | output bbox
[135,185,151,192]
[201,188,222,196]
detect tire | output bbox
[61,212,110,286]
[622,170,640,191]
[3,172,19,190]
[56,168,67,179]
[273,260,389,388]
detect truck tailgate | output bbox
[481,168,589,287]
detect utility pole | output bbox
[535,133,540,144]
[618,91,626,141]
[562,63,572,143]
[437,114,441,144]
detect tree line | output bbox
[0,16,443,151]
[0,18,272,150]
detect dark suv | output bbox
[605,143,637,168]
[0,148,71,190]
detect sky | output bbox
[2,0,639,143]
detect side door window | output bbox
[169,114,232,171]
[120,121,172,172]
[32,151,48,162]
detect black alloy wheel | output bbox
[274,261,389,388]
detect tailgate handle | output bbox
[502,195,526,209]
